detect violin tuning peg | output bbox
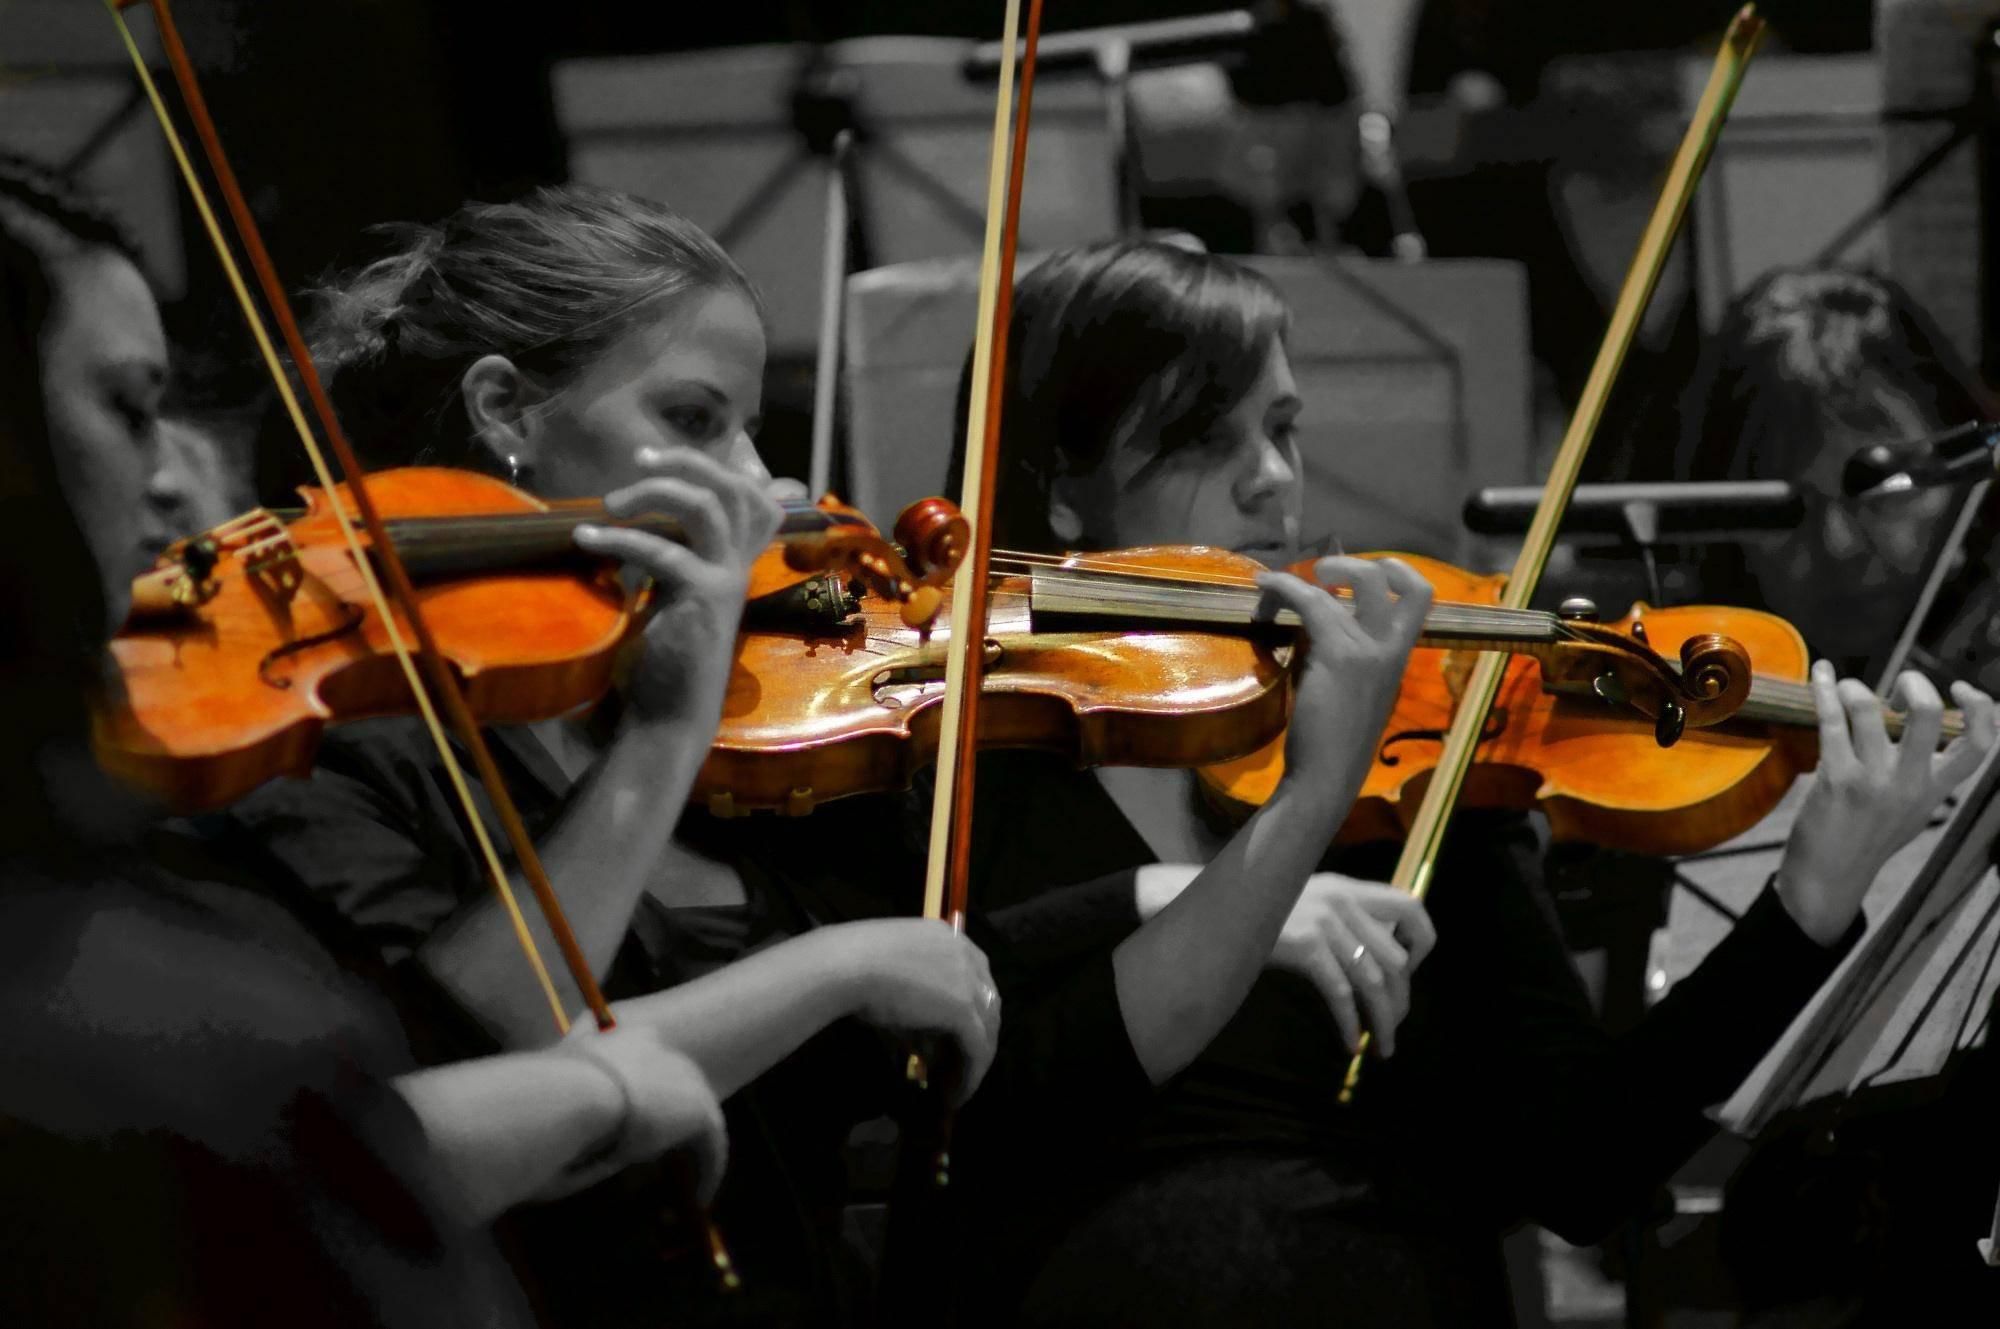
[1653,699,1686,748]
[1558,597,1600,623]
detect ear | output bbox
[1046,472,1087,546]
[459,353,543,476]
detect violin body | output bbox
[1200,554,1812,856]
[99,468,636,812]
[698,545,1292,815]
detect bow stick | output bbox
[1339,5,1768,1102]
[105,0,738,1284]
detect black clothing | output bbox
[950,751,1861,1327]
[0,849,531,1329]
[195,716,1146,1327]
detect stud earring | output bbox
[506,454,535,489]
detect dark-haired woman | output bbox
[1674,266,2000,685]
[199,185,1431,1323]
[1657,267,2000,1326]
[0,158,744,1328]
[938,240,1997,1327]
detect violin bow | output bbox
[880,0,1043,1201]
[1338,5,1768,1103]
[104,0,739,1285]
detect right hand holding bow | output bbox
[822,919,1002,1105]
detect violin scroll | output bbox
[1547,620,1753,747]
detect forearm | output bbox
[419,717,705,1044]
[600,930,855,1098]
[1112,780,1346,1082]
[394,1053,621,1226]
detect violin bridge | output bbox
[240,528,303,605]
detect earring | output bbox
[506,454,534,489]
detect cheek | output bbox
[537,397,657,498]
[1112,470,1234,546]
[44,392,142,543]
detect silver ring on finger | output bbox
[980,983,1000,1016]
[1351,944,1368,966]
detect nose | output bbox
[1233,434,1298,510]
[145,446,190,522]
[727,430,772,484]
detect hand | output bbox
[824,919,1001,1105]
[572,451,783,725]
[548,1028,729,1203]
[1270,872,1437,1056]
[1256,555,1432,807]
[1779,662,1998,946]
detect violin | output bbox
[1199,553,1967,857]
[694,544,1756,817]
[97,466,967,813]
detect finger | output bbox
[611,452,783,562]
[1372,557,1437,646]
[1341,908,1408,1055]
[1322,910,1394,1056]
[1368,885,1437,969]
[1313,556,1391,637]
[686,1097,730,1207]
[1838,676,1892,771]
[598,476,733,564]
[1937,681,1999,788]
[573,522,718,592]
[952,1007,998,1106]
[1890,671,1944,783]
[1811,660,1857,775]
[1304,922,1363,1053]
[1254,570,1359,650]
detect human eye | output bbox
[116,394,161,443]
[664,404,728,443]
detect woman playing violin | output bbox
[195,184,1429,1324]
[943,239,2000,1327]
[0,158,737,1328]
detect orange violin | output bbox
[98,466,966,813]
[1200,553,1965,856]
[695,544,1757,817]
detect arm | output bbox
[393,1029,726,1226]
[603,918,1001,1103]
[1510,666,1997,1242]
[1111,557,1434,1084]
[420,457,782,1043]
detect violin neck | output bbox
[1735,675,1965,745]
[1027,567,1566,648]
[383,501,843,580]
[1028,567,1967,746]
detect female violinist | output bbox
[942,239,1999,1327]
[196,184,1428,1324]
[1663,267,2000,1325]
[1672,266,1998,685]
[0,157,731,1327]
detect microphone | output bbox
[1463,481,1803,545]
[1841,420,2000,498]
